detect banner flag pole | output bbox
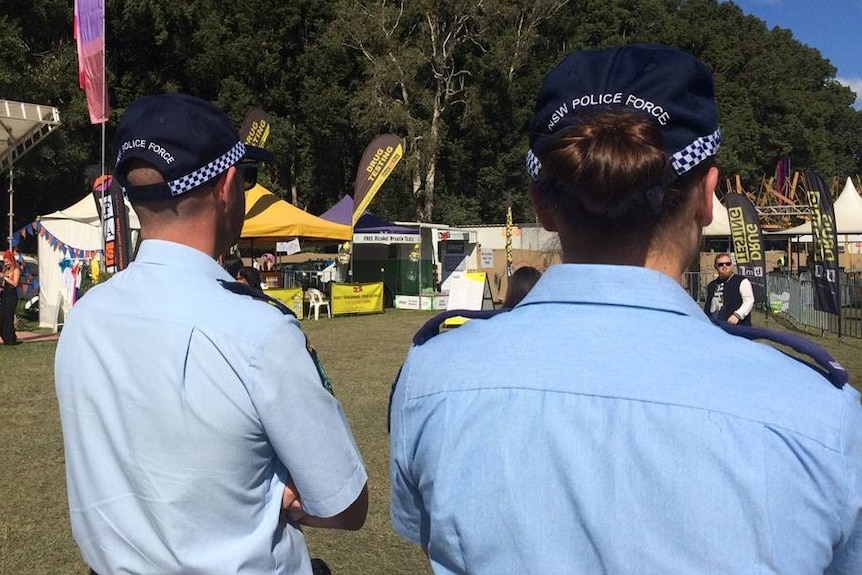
[803,170,842,334]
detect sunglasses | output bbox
[235,161,259,191]
[716,262,732,267]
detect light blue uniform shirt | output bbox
[390,264,862,575]
[56,240,367,575]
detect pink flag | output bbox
[74,0,109,124]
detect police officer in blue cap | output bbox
[390,44,862,574]
[56,94,368,575]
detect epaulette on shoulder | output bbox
[413,308,510,346]
[219,279,335,395]
[218,279,296,318]
[713,320,848,389]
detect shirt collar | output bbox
[520,263,710,322]
[133,239,234,281]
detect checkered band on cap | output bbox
[167,141,246,196]
[670,129,721,176]
[525,129,721,182]
[525,148,542,182]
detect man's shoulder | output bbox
[217,280,296,318]
[726,274,747,287]
[209,284,300,338]
[72,268,297,340]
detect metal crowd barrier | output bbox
[681,270,862,339]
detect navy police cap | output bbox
[114,94,273,201]
[526,43,721,181]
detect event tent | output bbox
[320,194,418,235]
[242,185,352,241]
[1,99,61,246]
[702,191,731,236]
[773,177,862,240]
[34,194,139,330]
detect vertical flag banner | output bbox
[803,171,841,315]
[107,175,131,271]
[74,0,109,124]
[725,192,766,304]
[90,172,131,273]
[352,134,404,227]
[240,108,271,148]
[505,203,514,277]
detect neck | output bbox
[559,232,693,280]
[140,224,220,260]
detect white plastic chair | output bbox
[306,288,331,320]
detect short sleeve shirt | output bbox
[56,240,367,575]
[390,264,862,575]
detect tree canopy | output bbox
[2,0,860,242]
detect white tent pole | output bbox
[6,166,12,249]
[418,238,422,299]
[100,0,108,257]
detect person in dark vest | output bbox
[704,253,754,325]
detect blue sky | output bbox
[723,0,862,107]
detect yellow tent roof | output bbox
[241,185,352,241]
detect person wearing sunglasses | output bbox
[704,252,754,325]
[55,94,368,575]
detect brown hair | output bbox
[536,110,711,245]
[502,266,542,308]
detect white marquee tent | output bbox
[774,177,862,242]
[702,191,731,236]
[36,195,139,330]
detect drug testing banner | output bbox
[240,108,271,148]
[331,282,384,315]
[352,134,404,227]
[803,171,841,315]
[725,192,766,303]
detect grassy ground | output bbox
[1,308,860,575]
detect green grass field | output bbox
[1,309,860,575]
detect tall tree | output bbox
[331,0,487,221]
[3,0,862,237]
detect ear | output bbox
[694,166,718,228]
[529,183,558,232]
[214,166,237,204]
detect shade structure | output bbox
[319,194,354,225]
[1,99,62,246]
[320,194,418,235]
[241,185,352,241]
[0,99,61,174]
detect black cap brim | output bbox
[242,145,273,163]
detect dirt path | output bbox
[16,330,60,343]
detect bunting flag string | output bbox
[10,221,102,259]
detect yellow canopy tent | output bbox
[241,185,352,241]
